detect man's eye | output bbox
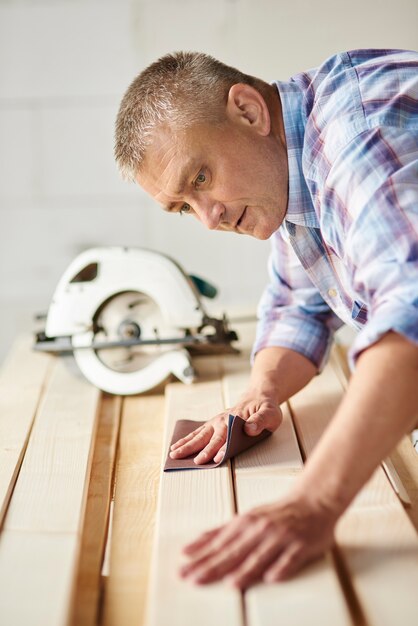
[180,203,191,215]
[195,172,206,185]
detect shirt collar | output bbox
[273,79,319,229]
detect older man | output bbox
[114,49,418,589]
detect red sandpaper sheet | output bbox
[164,414,272,471]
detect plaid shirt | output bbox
[253,49,418,369]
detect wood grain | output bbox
[0,358,100,626]
[289,360,418,626]
[3,359,100,532]
[145,359,243,626]
[70,394,122,626]
[0,530,77,626]
[389,436,418,531]
[102,393,164,626]
[332,346,418,530]
[337,479,418,626]
[223,353,352,626]
[0,335,52,528]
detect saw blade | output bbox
[90,290,185,373]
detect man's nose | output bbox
[195,199,225,230]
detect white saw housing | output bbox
[42,247,214,395]
[46,247,205,337]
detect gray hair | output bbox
[114,51,264,181]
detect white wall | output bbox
[1,0,417,362]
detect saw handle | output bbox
[189,275,218,299]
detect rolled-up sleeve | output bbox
[252,227,343,370]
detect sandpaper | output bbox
[164,414,272,471]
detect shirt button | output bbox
[328,288,338,298]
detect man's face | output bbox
[136,113,288,240]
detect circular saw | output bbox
[34,247,238,395]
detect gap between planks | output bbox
[101,392,166,626]
[69,393,122,626]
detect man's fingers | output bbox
[181,526,223,555]
[169,427,213,459]
[194,425,228,465]
[170,425,206,450]
[226,536,283,589]
[213,443,227,464]
[182,514,246,562]
[181,524,265,583]
[263,542,306,582]
[170,425,206,451]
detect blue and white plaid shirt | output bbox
[253,49,418,369]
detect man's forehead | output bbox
[138,151,198,189]
[145,121,213,161]
[143,125,185,165]
[136,132,201,203]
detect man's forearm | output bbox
[249,346,318,404]
[179,332,418,588]
[295,331,418,515]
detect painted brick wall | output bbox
[1,0,417,362]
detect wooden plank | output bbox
[223,353,352,626]
[70,394,122,626]
[381,456,412,507]
[0,335,52,527]
[0,358,100,626]
[289,359,418,626]
[3,358,100,532]
[332,348,418,530]
[145,358,243,626]
[0,530,77,626]
[337,482,418,626]
[102,393,164,626]
[389,436,418,531]
[221,353,302,474]
[288,360,343,460]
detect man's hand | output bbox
[177,333,418,588]
[169,346,317,466]
[169,397,282,465]
[179,494,337,588]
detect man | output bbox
[114,49,418,589]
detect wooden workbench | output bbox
[0,327,417,626]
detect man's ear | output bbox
[226,83,271,136]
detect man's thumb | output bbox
[244,413,264,435]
